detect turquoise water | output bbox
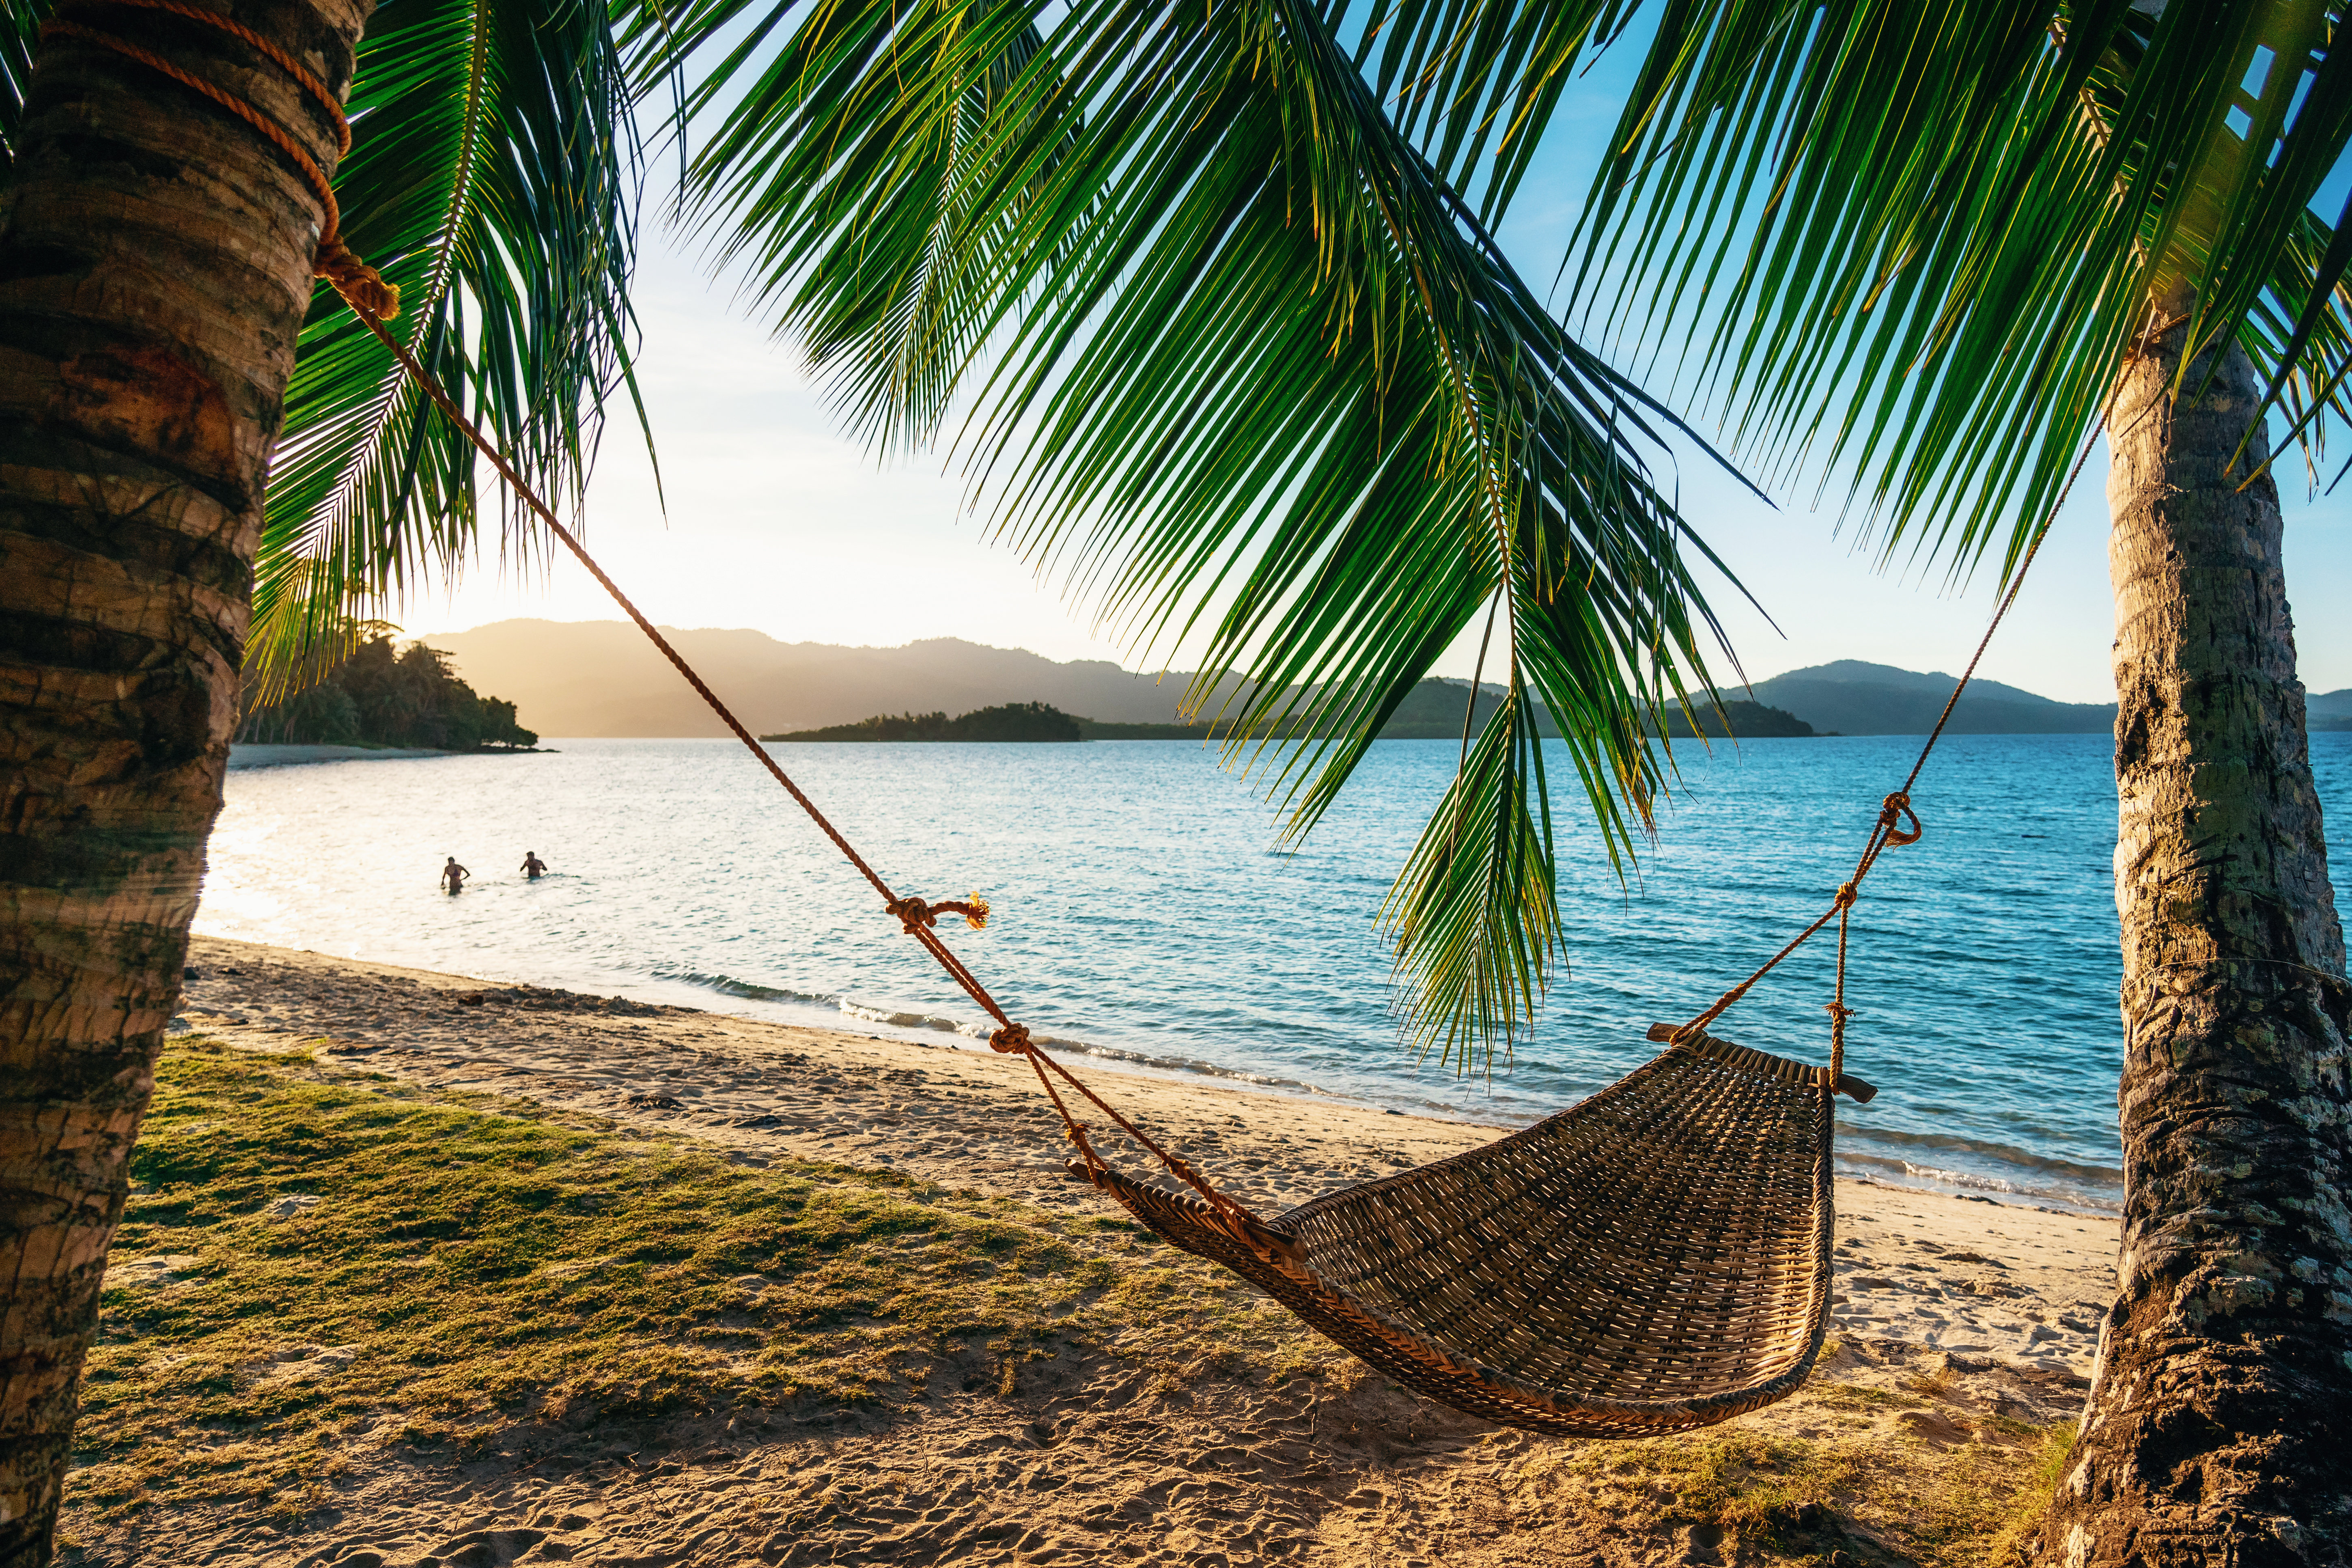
[199,732,2352,1213]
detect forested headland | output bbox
[763,701,1083,742]
[237,635,538,750]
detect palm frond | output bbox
[0,0,48,183]
[1570,0,2352,580]
[1352,0,1636,224]
[247,0,646,695]
[663,0,1747,1060]
[1381,684,1559,1065]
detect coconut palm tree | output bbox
[0,0,638,1554]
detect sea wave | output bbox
[1835,1148,2122,1214]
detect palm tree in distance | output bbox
[0,3,2347,1566]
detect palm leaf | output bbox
[1382,684,1559,1068]
[1569,0,2352,580]
[247,0,647,695]
[659,0,1751,1058]
[0,0,45,183]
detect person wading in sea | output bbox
[521,851,548,881]
[441,856,470,894]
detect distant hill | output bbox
[428,621,2240,742]
[1749,660,2115,736]
[422,620,1561,740]
[422,622,1241,738]
[2313,688,2352,731]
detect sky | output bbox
[399,28,2352,709]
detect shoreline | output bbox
[226,744,556,769]
[178,935,2121,1376]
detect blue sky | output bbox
[404,22,2352,707]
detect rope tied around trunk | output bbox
[45,0,400,318]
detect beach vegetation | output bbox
[762,701,1084,743]
[69,1039,1324,1523]
[237,634,538,750]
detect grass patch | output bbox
[1802,1382,1919,1413]
[1983,1423,2077,1566]
[1529,1406,2075,1567]
[73,1039,1319,1520]
[1561,1429,1863,1537]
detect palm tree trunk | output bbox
[2027,314,2352,1564]
[0,4,369,1560]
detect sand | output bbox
[77,937,2122,1565]
[226,746,454,770]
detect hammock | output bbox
[83,0,2086,1439]
[1090,1027,1871,1436]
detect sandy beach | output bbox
[63,937,2122,1566]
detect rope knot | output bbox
[1833,882,1858,909]
[316,234,401,320]
[1877,791,1923,847]
[989,1022,1034,1055]
[888,894,990,933]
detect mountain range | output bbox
[423,621,2352,739]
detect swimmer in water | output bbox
[521,850,548,881]
[441,856,470,894]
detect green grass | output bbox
[1558,1429,1863,1536]
[1529,1394,2074,1567]
[73,1039,1326,1521]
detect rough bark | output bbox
[0,3,369,1560]
[2024,314,2352,1564]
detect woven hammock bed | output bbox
[1086,1027,1868,1437]
[107,0,2025,1439]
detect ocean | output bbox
[196,731,2352,1214]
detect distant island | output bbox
[239,634,538,751]
[1747,660,2113,736]
[765,702,1084,742]
[1654,700,1816,739]
[766,694,1818,743]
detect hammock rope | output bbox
[66,2,2116,1433]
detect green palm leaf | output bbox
[1569,0,2352,577]
[658,0,1749,1058]
[247,0,647,695]
[0,0,43,183]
